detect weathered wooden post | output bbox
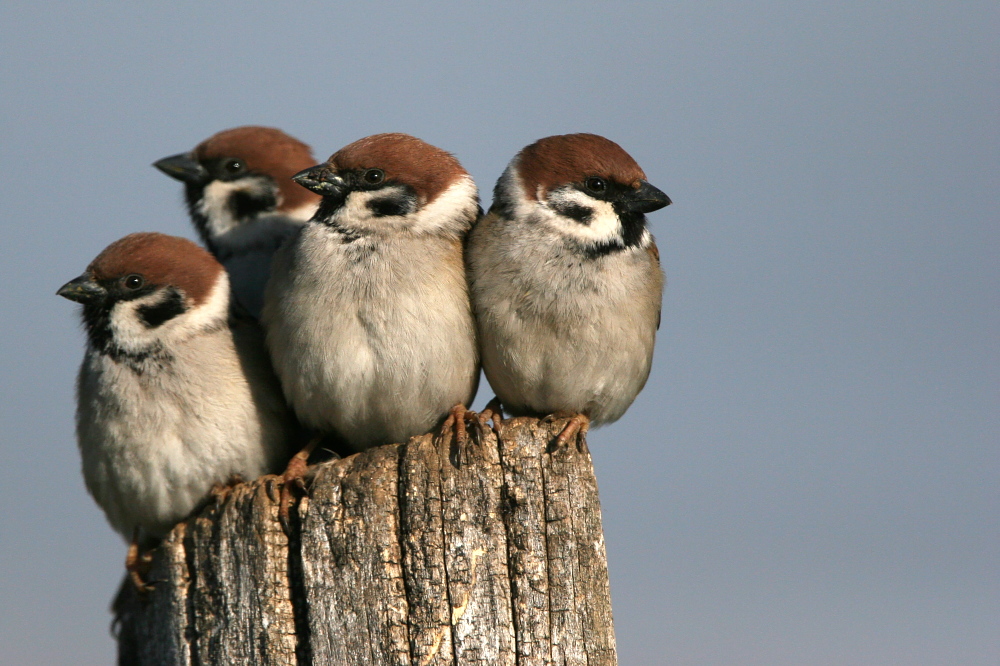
[114,416,618,666]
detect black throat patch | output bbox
[611,205,647,249]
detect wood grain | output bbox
[114,417,617,666]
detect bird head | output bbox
[293,133,479,239]
[492,133,670,258]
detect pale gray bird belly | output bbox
[480,301,655,425]
[470,219,662,426]
[264,231,479,450]
[75,333,290,541]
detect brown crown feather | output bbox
[325,133,468,203]
[88,233,223,307]
[515,133,647,199]
[193,126,320,212]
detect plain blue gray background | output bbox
[2,2,997,663]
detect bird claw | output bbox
[553,413,590,451]
[278,480,307,536]
[441,403,500,467]
[442,403,474,446]
[126,530,155,595]
[278,437,320,535]
[478,397,504,435]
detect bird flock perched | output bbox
[58,127,671,589]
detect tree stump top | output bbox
[114,416,617,666]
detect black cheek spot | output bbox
[367,195,415,217]
[553,201,594,225]
[138,289,187,328]
[231,188,278,220]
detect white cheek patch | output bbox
[540,187,623,245]
[415,175,478,235]
[499,167,622,247]
[107,273,230,354]
[328,188,402,233]
[200,181,242,237]
[108,296,168,354]
[199,177,273,237]
[328,177,477,237]
[170,273,230,337]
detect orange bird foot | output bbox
[278,436,321,534]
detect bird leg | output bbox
[441,403,490,467]
[478,396,504,433]
[278,436,320,534]
[442,403,475,445]
[126,528,155,594]
[554,413,591,450]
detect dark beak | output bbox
[622,180,672,214]
[292,165,350,203]
[57,274,107,304]
[153,152,209,184]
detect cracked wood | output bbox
[114,416,618,666]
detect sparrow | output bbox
[466,133,671,444]
[262,133,481,452]
[58,232,297,587]
[153,126,321,318]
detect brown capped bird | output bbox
[263,133,481,452]
[58,233,297,588]
[154,126,320,317]
[467,133,671,444]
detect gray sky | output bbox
[2,2,997,663]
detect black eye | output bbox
[124,274,144,290]
[585,177,607,194]
[363,168,385,185]
[224,158,245,175]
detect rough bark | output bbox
[114,416,617,666]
